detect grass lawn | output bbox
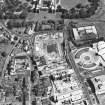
[26,11,60,22]
[95,22,105,39]
[60,0,89,10]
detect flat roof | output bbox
[15,56,27,59]
[73,28,80,40]
[73,25,98,40]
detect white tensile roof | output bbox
[98,41,105,60]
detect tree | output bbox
[0,71,2,77]
[19,11,28,19]
[87,7,95,16]
[22,3,29,8]
[70,8,76,14]
[27,6,32,12]
[76,3,82,9]
[5,0,14,9]
[32,85,38,96]
[56,5,62,12]
[79,8,88,18]
[5,12,14,19]
[86,78,100,104]
[22,78,26,89]
[14,36,18,41]
[31,71,35,83]
[13,85,16,96]
[47,1,51,7]
[16,96,22,102]
[49,75,55,81]
[62,8,68,14]
[69,8,77,19]
[48,7,52,13]
[9,0,21,7]
[88,0,93,2]
[38,71,42,76]
[88,0,100,3]
[1,51,7,57]
[0,39,9,44]
[7,61,12,75]
[47,19,55,24]
[32,99,36,105]
[26,0,32,2]
[85,5,90,9]
[0,10,3,19]
[61,11,69,19]
[30,56,37,66]
[90,2,98,10]
[7,20,13,29]
[2,5,8,13]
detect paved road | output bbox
[65,40,93,105]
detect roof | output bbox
[73,25,98,41]
[15,56,27,59]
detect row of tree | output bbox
[7,20,34,29]
[0,0,46,19]
[0,11,28,19]
[0,0,100,19]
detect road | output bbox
[65,40,93,105]
[28,76,31,105]
[27,55,33,105]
